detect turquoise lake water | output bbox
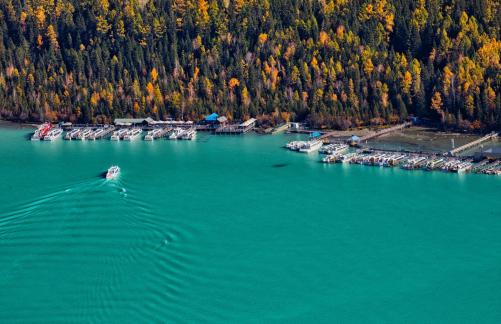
[1,126,501,323]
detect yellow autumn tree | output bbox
[35,6,46,28]
[196,0,210,28]
[402,71,412,94]
[229,78,240,89]
[364,58,374,75]
[258,33,268,45]
[151,68,158,82]
[430,92,443,111]
[46,25,59,48]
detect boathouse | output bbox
[238,118,256,133]
[114,118,149,127]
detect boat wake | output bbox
[0,177,197,322]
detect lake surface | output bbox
[1,126,501,323]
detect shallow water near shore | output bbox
[1,127,501,323]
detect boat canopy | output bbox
[310,131,322,138]
[350,135,361,141]
[205,113,219,121]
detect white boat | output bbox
[335,152,355,163]
[322,154,339,163]
[181,128,196,140]
[106,166,120,180]
[111,129,129,141]
[31,123,52,141]
[169,128,183,140]
[145,129,161,141]
[299,140,323,153]
[43,128,63,141]
[123,128,143,141]
[31,130,41,141]
[76,128,92,140]
[89,126,114,140]
[65,128,81,140]
[319,143,349,155]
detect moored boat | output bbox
[168,128,183,140]
[111,128,129,141]
[76,128,92,140]
[43,128,63,141]
[123,128,143,141]
[180,128,197,140]
[31,123,52,141]
[299,140,323,153]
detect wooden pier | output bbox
[448,132,499,156]
[357,122,412,142]
[318,122,412,142]
[271,123,290,134]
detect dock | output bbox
[448,132,499,156]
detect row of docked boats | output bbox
[31,123,65,141]
[321,151,501,175]
[32,125,197,141]
[168,127,197,140]
[65,126,115,140]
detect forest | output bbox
[0,0,500,130]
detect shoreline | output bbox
[0,119,38,129]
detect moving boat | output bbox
[123,128,142,141]
[106,166,120,180]
[43,128,63,141]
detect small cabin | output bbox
[347,135,361,146]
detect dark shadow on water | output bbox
[272,163,289,168]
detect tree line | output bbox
[0,0,500,130]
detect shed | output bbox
[347,135,361,146]
[205,113,219,122]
